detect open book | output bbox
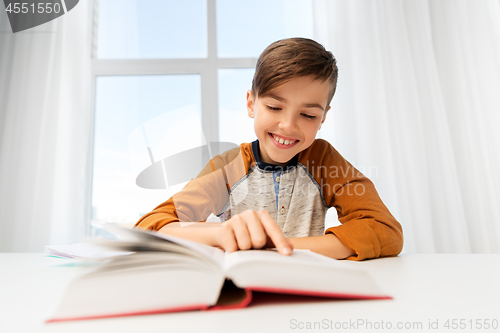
[47,224,390,323]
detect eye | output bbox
[266,105,281,111]
[301,113,317,119]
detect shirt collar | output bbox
[252,140,298,172]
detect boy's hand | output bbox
[216,210,293,255]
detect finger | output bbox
[244,211,268,249]
[257,210,293,255]
[217,223,239,252]
[231,215,253,251]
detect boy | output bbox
[135,38,403,260]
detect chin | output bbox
[270,153,294,165]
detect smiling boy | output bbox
[135,38,403,260]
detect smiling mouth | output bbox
[270,133,299,146]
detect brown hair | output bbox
[251,38,338,108]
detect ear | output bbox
[247,90,255,118]
[318,106,331,130]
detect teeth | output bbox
[272,134,296,145]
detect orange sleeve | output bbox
[133,196,183,231]
[301,139,403,260]
[134,144,252,231]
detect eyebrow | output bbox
[265,93,325,111]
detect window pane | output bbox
[218,69,256,144]
[97,0,207,59]
[216,0,314,58]
[93,75,203,224]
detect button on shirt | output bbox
[273,171,281,211]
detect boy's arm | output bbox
[159,221,353,259]
[158,210,294,255]
[135,155,235,231]
[135,146,247,231]
[323,174,403,261]
[288,234,354,259]
[158,222,221,247]
[301,139,404,261]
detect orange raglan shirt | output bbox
[135,139,403,260]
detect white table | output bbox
[1,254,499,333]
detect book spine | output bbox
[208,289,253,311]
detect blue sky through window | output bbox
[97,0,207,58]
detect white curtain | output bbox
[314,0,500,253]
[0,3,92,251]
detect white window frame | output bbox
[88,0,257,225]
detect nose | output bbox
[278,112,298,133]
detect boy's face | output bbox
[247,75,331,166]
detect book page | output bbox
[223,249,388,299]
[152,231,225,266]
[96,223,225,268]
[45,243,132,262]
[223,249,353,271]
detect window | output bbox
[93,75,202,223]
[91,0,314,225]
